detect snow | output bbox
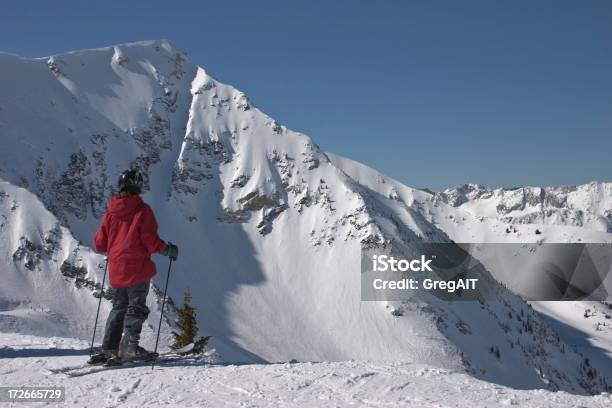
[436,183,612,233]
[1,39,612,405]
[2,333,611,407]
[532,301,612,360]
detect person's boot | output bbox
[120,344,156,361]
[118,335,156,362]
[88,349,118,365]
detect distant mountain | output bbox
[0,40,610,393]
[436,183,612,233]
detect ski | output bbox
[62,355,170,378]
[45,343,214,377]
[62,348,217,378]
[45,343,196,376]
[46,362,98,374]
[164,342,196,355]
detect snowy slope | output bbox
[432,182,612,372]
[0,179,105,339]
[0,333,610,408]
[329,152,612,391]
[0,40,611,395]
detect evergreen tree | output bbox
[170,291,210,355]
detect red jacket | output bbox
[93,195,167,288]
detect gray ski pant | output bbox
[101,280,150,350]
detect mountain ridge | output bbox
[436,182,612,233]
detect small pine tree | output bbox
[170,291,210,355]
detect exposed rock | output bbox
[230,174,250,188]
[13,238,43,271]
[50,150,91,220]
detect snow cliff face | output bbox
[1,40,611,393]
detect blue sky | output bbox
[1,0,610,190]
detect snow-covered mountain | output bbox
[436,183,612,233]
[1,40,611,394]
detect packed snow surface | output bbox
[2,333,612,408]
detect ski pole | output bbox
[89,258,108,356]
[152,258,172,369]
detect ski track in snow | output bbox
[1,334,611,407]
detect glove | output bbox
[164,242,179,261]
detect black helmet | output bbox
[117,169,144,194]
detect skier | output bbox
[90,169,178,364]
